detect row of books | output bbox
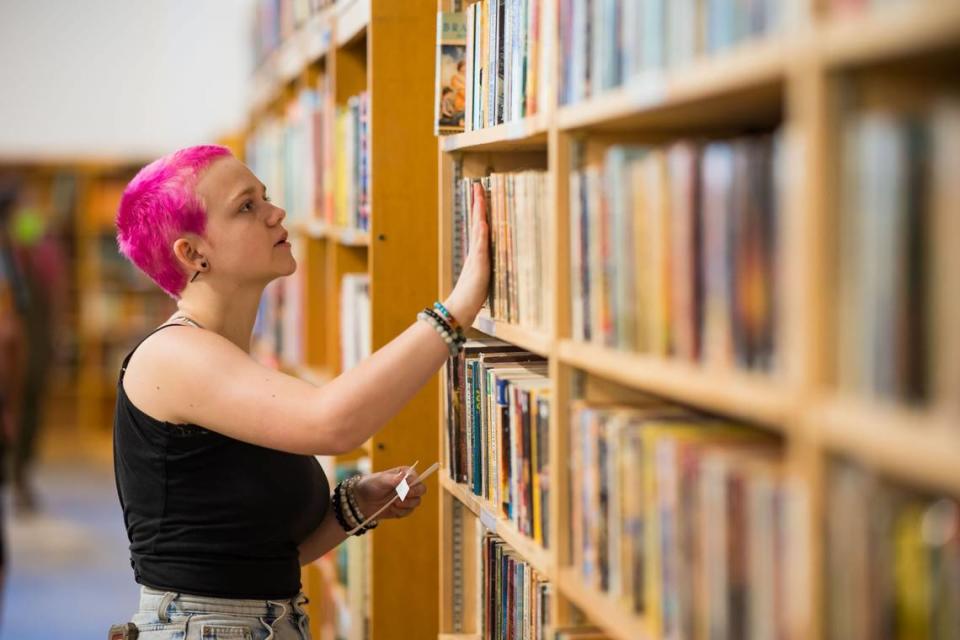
[252,259,305,370]
[253,0,334,64]
[334,92,371,232]
[444,340,551,547]
[826,461,960,640]
[483,533,552,640]
[570,402,795,639]
[340,273,371,372]
[245,86,369,233]
[570,134,780,371]
[457,169,550,330]
[836,99,958,405]
[439,0,548,134]
[559,0,787,105]
[246,87,324,226]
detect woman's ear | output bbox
[172,236,206,274]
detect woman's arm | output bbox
[298,507,349,566]
[130,186,490,456]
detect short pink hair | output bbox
[116,145,233,297]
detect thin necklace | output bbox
[169,314,204,329]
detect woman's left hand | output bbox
[353,466,427,521]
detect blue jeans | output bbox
[128,586,311,639]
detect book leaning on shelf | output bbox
[435,11,468,134]
[570,133,780,371]
[570,401,801,640]
[559,0,789,105]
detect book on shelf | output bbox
[444,342,551,548]
[569,401,796,639]
[483,533,552,639]
[435,11,468,134]
[836,96,959,407]
[825,461,960,640]
[456,166,550,331]
[340,273,371,372]
[459,0,545,132]
[569,133,781,372]
[558,0,787,105]
[333,92,371,233]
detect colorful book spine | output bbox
[482,534,552,639]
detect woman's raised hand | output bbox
[444,183,490,328]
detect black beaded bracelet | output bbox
[332,482,353,533]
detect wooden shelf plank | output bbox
[440,113,550,153]
[556,36,788,132]
[556,568,650,640]
[820,1,960,69]
[470,315,552,357]
[438,635,482,640]
[812,397,960,494]
[440,474,552,578]
[558,340,793,428]
[303,11,334,63]
[291,219,370,246]
[336,0,369,47]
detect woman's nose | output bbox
[267,203,286,225]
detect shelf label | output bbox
[480,508,498,533]
[506,120,525,140]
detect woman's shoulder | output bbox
[121,323,226,425]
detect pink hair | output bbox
[116,145,233,297]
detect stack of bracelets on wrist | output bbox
[418,301,466,357]
[332,475,378,536]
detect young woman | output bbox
[112,145,489,639]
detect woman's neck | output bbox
[173,282,264,352]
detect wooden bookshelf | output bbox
[436,2,960,639]
[247,1,440,638]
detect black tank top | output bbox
[113,324,330,599]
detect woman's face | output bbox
[193,156,296,286]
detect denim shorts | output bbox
[127,585,311,639]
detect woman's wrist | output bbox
[441,295,474,331]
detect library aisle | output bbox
[0,1,958,639]
[1,440,135,639]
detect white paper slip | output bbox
[396,478,410,501]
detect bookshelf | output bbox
[248,1,440,638]
[75,165,177,434]
[437,2,960,639]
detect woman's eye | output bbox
[240,200,254,212]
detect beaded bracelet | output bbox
[332,481,354,533]
[345,475,378,532]
[418,311,464,357]
[423,307,455,336]
[432,301,462,333]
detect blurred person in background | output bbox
[0,181,23,601]
[1,187,66,514]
